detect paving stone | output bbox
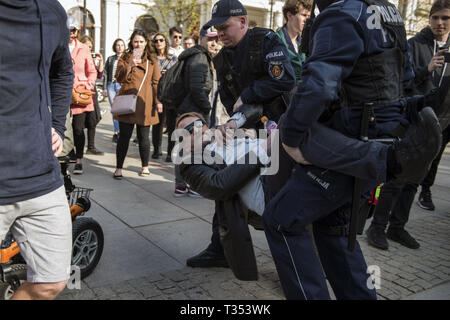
[219,281,241,291]
[146,273,165,283]
[138,284,162,298]
[155,279,176,290]
[127,277,151,289]
[92,286,118,299]
[416,272,437,281]
[165,270,188,282]
[118,291,145,300]
[397,271,418,282]
[185,287,212,300]
[109,283,135,294]
[168,292,190,300]
[177,280,198,290]
[68,288,96,300]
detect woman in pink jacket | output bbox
[69,24,97,174]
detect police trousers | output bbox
[263,163,378,300]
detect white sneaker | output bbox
[174,186,188,197]
[187,187,202,198]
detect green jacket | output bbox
[276,26,305,83]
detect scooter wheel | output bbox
[72,217,104,279]
[0,264,27,300]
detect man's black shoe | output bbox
[418,189,435,211]
[393,107,442,184]
[186,249,229,268]
[73,163,83,175]
[386,228,420,249]
[152,148,162,159]
[69,150,77,163]
[165,155,172,163]
[86,148,104,155]
[366,226,389,250]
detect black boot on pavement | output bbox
[152,147,162,159]
[86,147,104,155]
[366,225,389,250]
[186,249,229,268]
[418,188,435,211]
[386,228,420,249]
[392,107,442,184]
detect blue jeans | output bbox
[107,82,121,133]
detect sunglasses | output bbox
[172,35,182,39]
[153,38,165,43]
[184,120,205,134]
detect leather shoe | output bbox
[186,249,229,268]
[393,107,442,184]
[151,149,162,159]
[386,228,420,249]
[86,147,104,155]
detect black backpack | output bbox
[157,59,186,106]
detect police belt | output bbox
[315,224,349,237]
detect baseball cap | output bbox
[68,17,80,30]
[200,27,218,37]
[203,0,247,29]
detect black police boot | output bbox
[366,225,389,250]
[186,249,229,268]
[418,188,435,211]
[392,107,442,184]
[386,228,420,249]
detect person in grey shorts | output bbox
[0,0,74,299]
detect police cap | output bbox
[203,0,247,29]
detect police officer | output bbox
[209,0,296,130]
[263,0,442,300]
[185,0,296,269]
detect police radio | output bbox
[300,0,317,57]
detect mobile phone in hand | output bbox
[91,53,96,59]
[133,48,142,57]
[444,52,450,63]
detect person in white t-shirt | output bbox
[168,26,184,57]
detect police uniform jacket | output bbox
[215,28,296,118]
[281,0,415,148]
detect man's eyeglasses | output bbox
[172,35,182,39]
[184,120,205,134]
[153,38,165,43]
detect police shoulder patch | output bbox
[268,61,285,80]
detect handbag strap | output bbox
[136,60,149,96]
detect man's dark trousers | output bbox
[263,163,377,300]
[371,126,450,230]
[370,179,414,231]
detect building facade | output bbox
[58,0,287,59]
[58,0,432,59]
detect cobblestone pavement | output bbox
[57,198,449,301]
